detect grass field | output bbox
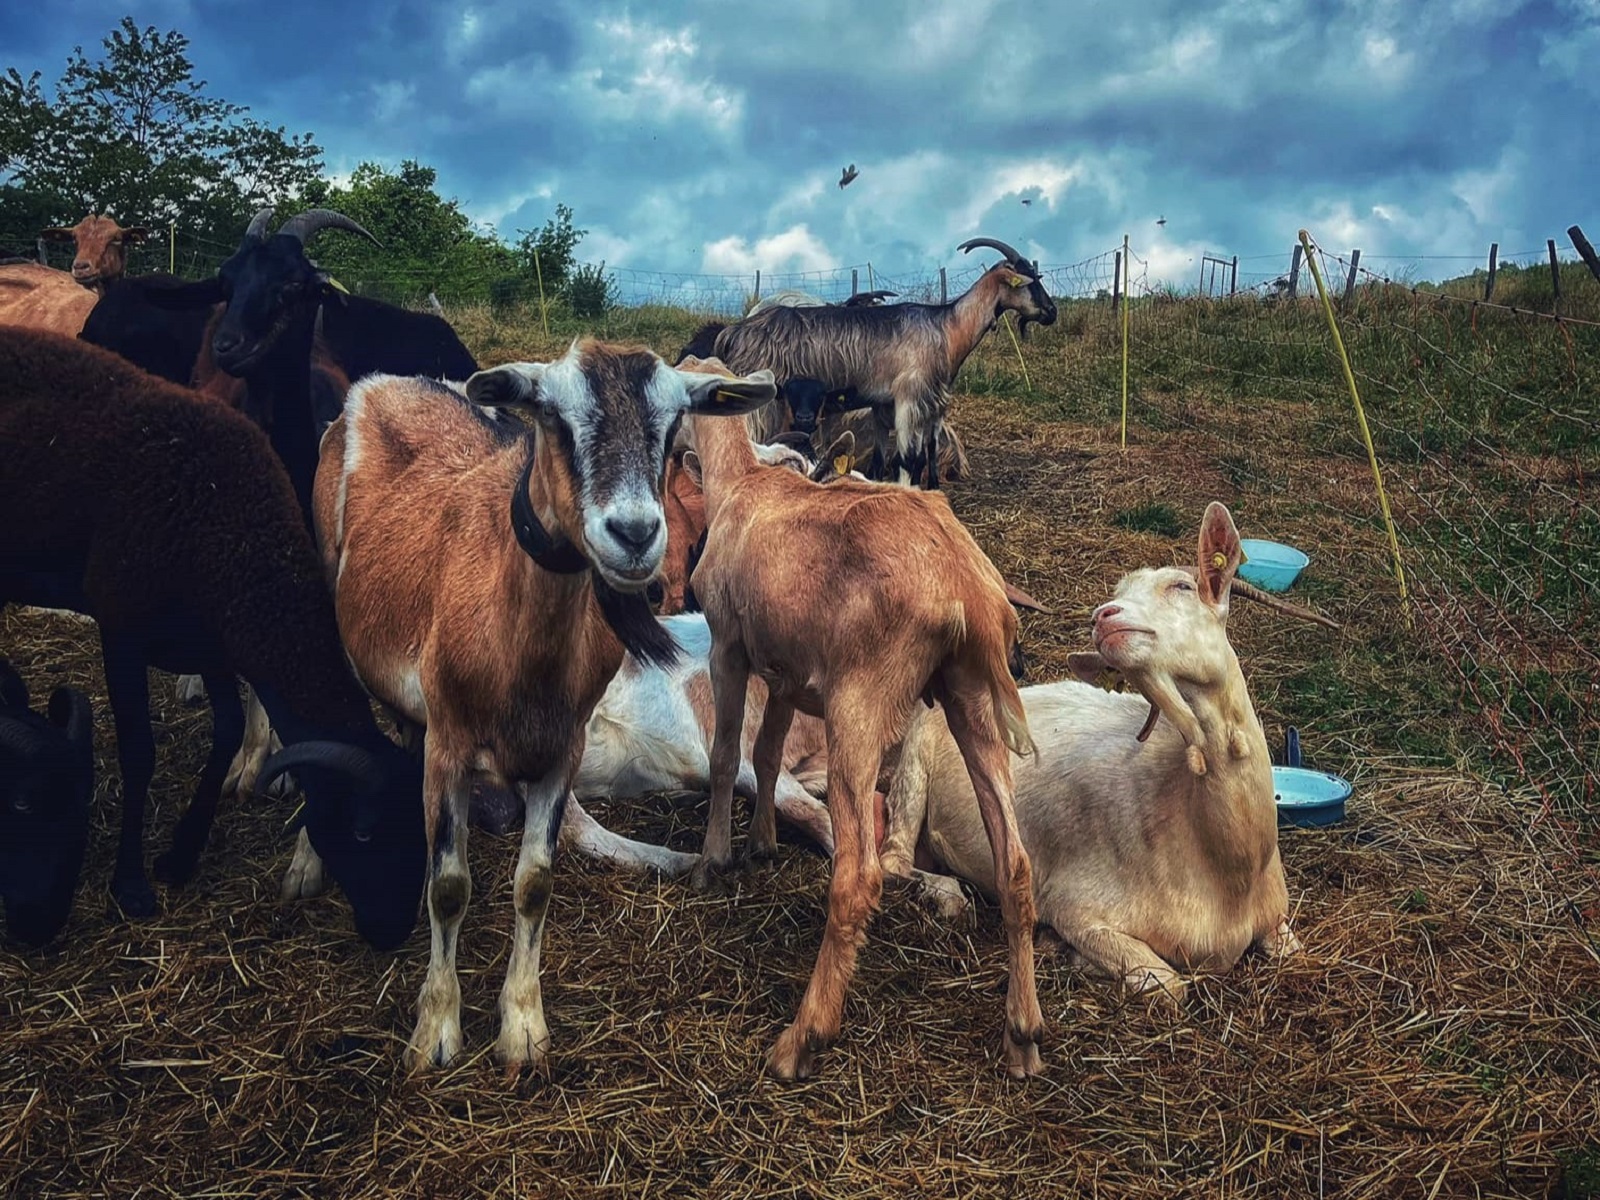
[2,286,1598,1198]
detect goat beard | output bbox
[594,575,680,670]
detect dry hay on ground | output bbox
[2,383,1597,1200]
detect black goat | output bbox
[0,659,94,947]
[0,328,426,948]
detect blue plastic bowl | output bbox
[1273,766,1351,828]
[1237,538,1310,593]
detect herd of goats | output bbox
[0,208,1337,1079]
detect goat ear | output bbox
[1002,580,1052,614]
[466,363,546,409]
[1068,651,1123,690]
[122,226,153,243]
[680,450,704,488]
[38,227,75,242]
[679,367,777,415]
[1196,502,1243,612]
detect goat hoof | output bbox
[1004,1033,1044,1079]
[742,840,779,867]
[406,1019,463,1072]
[152,847,199,889]
[689,857,734,893]
[768,1024,822,1081]
[111,876,159,920]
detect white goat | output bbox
[881,502,1305,1007]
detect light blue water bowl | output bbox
[1238,538,1310,593]
[1273,766,1351,828]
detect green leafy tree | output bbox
[300,160,516,303]
[515,203,586,293]
[0,19,322,250]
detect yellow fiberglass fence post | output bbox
[1003,312,1032,391]
[1121,233,1130,449]
[1299,228,1410,616]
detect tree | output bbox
[0,19,322,248]
[515,204,586,292]
[300,160,517,303]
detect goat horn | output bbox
[0,716,54,762]
[257,740,383,792]
[245,208,276,241]
[277,209,382,249]
[1231,579,1341,630]
[957,237,1034,273]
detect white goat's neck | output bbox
[1136,653,1274,875]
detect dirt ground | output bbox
[2,369,1597,1199]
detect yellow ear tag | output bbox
[1007,274,1028,288]
[326,275,349,294]
[1212,552,1229,570]
[833,454,852,476]
[1095,669,1122,693]
[713,389,732,403]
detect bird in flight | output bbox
[1156,215,1167,227]
[1021,198,1033,206]
[840,163,859,189]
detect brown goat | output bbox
[317,341,774,1070]
[682,358,1045,1080]
[39,214,152,292]
[0,263,100,336]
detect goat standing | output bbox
[316,342,775,1069]
[684,369,1045,1079]
[697,236,1056,487]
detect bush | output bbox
[564,262,612,319]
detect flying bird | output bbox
[839,163,859,189]
[1156,216,1167,227]
[1021,198,1033,206]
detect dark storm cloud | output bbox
[3,0,1593,284]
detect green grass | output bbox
[1113,501,1183,538]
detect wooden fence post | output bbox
[1548,238,1562,311]
[1287,244,1302,299]
[1113,250,1122,310]
[1484,243,1498,301]
[1568,226,1600,282]
[939,266,947,304]
[1230,255,1238,296]
[1342,249,1361,308]
[36,237,47,265]
[753,269,761,303]
[851,268,858,298]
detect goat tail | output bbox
[991,672,1035,759]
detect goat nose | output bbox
[1094,604,1122,625]
[605,514,662,554]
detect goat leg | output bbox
[100,629,159,919]
[155,668,245,888]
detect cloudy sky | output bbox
[3,0,1594,288]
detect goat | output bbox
[143,207,381,521]
[0,263,101,336]
[0,659,94,947]
[697,236,1056,488]
[39,213,152,293]
[0,328,426,947]
[682,359,1045,1079]
[880,503,1312,1007]
[314,341,775,1069]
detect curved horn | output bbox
[1230,578,1341,630]
[957,237,1032,272]
[0,716,54,762]
[276,209,382,249]
[245,208,276,242]
[257,740,384,793]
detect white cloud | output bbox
[369,80,416,122]
[702,225,838,274]
[582,18,743,132]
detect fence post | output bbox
[1230,255,1238,296]
[533,248,549,337]
[1298,229,1410,614]
[939,266,947,304]
[1568,225,1600,282]
[753,269,760,304]
[1548,238,1562,311]
[1120,233,1130,450]
[1342,249,1361,308]
[1113,250,1122,311]
[1287,244,1303,299]
[867,262,875,294]
[36,237,47,265]
[1484,243,1498,301]
[851,268,858,299]
[169,221,176,275]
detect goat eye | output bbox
[1173,580,1195,593]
